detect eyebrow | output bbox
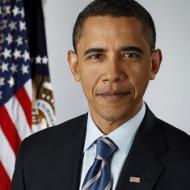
[84,48,107,56]
[120,46,144,54]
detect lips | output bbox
[96,90,131,102]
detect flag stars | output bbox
[21,64,29,74]
[19,21,26,31]
[2,48,11,59]
[16,36,23,46]
[9,20,17,30]
[35,56,41,64]
[42,56,48,64]
[34,55,48,64]
[1,63,9,72]
[0,2,32,105]
[6,34,13,45]
[0,77,5,87]
[12,6,20,16]
[23,51,30,61]
[8,76,15,87]
[13,49,21,59]
[20,8,25,18]
[11,64,18,73]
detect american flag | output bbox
[0,0,56,189]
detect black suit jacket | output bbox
[11,107,190,190]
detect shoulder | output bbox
[153,117,190,165]
[145,105,190,146]
[156,118,190,147]
[20,113,87,154]
[144,106,190,157]
[156,119,190,179]
[12,114,88,187]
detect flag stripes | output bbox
[0,82,32,190]
[4,83,32,141]
[0,127,16,180]
[0,106,21,155]
[15,85,32,127]
[0,161,11,190]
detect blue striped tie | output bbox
[81,137,117,190]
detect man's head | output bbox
[68,0,162,133]
[72,0,156,52]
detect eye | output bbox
[121,51,141,61]
[91,54,101,59]
[87,53,104,62]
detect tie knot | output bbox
[96,137,117,160]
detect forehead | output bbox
[83,15,143,28]
[77,16,148,51]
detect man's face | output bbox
[68,16,161,131]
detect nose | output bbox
[102,59,126,83]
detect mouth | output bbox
[96,90,131,102]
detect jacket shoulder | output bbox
[21,113,87,152]
[156,118,190,145]
[155,118,190,164]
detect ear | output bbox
[150,49,162,80]
[68,50,80,81]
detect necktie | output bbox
[81,137,118,190]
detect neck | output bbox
[90,103,143,134]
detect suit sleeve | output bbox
[11,142,27,190]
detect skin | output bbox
[68,16,162,134]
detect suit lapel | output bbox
[51,114,87,190]
[116,107,167,190]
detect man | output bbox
[12,0,190,190]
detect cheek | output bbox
[79,67,100,97]
[128,63,150,94]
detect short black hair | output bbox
[72,0,156,52]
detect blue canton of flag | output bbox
[0,0,31,105]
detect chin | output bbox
[99,108,130,123]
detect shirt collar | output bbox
[83,102,146,154]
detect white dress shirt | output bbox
[79,103,146,190]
